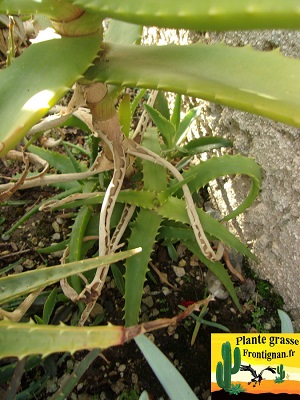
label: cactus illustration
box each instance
[216,341,241,392]
[274,364,286,383]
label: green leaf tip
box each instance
[0,30,101,157]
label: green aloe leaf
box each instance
[46,187,255,260]
[118,93,131,137]
[178,154,262,221]
[124,209,162,326]
[124,130,166,327]
[70,0,300,31]
[174,106,201,144]
[0,31,100,157]
[0,319,124,359]
[175,137,233,157]
[0,0,81,20]
[144,104,176,148]
[0,247,141,305]
[135,335,198,400]
[86,42,300,128]
[28,145,87,174]
[104,18,142,45]
[157,197,257,261]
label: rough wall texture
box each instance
[193,31,300,329]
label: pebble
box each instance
[146,333,155,343]
[144,284,151,294]
[151,308,159,317]
[52,232,61,241]
[23,259,34,269]
[52,221,60,233]
[178,259,186,267]
[132,373,138,384]
[190,255,199,266]
[111,380,125,394]
[162,287,171,296]
[263,322,272,330]
[211,315,217,323]
[205,270,229,299]
[31,237,38,245]
[46,380,58,393]
[13,264,23,273]
[172,266,185,278]
[142,296,154,308]
[110,279,116,289]
[176,243,186,257]
[118,364,126,372]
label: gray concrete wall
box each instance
[193,31,300,329]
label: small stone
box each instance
[172,266,185,278]
[10,242,18,251]
[176,243,186,257]
[111,380,125,394]
[142,296,154,308]
[110,279,116,289]
[132,373,138,384]
[205,270,229,299]
[52,233,61,241]
[211,315,217,323]
[23,259,34,269]
[13,264,23,273]
[76,382,84,391]
[52,221,60,233]
[178,259,186,267]
[263,322,272,330]
[118,364,126,372]
[146,333,155,343]
[38,241,45,248]
[31,237,38,245]
[162,287,171,296]
[174,333,179,339]
[46,380,58,393]
[143,284,151,294]
[190,255,199,266]
[202,388,211,400]
[151,308,159,317]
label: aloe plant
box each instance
[0,1,299,398]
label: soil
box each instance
[0,180,284,400]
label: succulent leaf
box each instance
[70,0,300,31]
[86,41,300,128]
[0,30,100,157]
